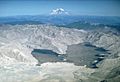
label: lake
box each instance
[31,42,109,68]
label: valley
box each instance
[0,24,120,82]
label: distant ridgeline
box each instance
[0,15,120,30]
[62,21,120,31]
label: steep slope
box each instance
[86,28,120,57]
[0,24,87,65]
[73,28,120,82]
[0,24,120,82]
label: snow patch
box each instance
[50,8,69,15]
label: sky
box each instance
[0,0,120,17]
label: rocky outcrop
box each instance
[0,24,87,65]
[0,24,120,82]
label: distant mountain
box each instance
[0,20,43,25]
[63,21,120,31]
[50,8,69,15]
[0,15,120,26]
[62,21,103,29]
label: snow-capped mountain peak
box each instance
[50,8,69,15]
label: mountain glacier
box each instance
[50,8,69,15]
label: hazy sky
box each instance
[0,0,120,17]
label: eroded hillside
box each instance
[0,24,120,82]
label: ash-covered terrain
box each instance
[0,15,120,82]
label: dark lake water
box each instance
[32,42,109,68]
[66,42,109,68]
[32,49,64,65]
